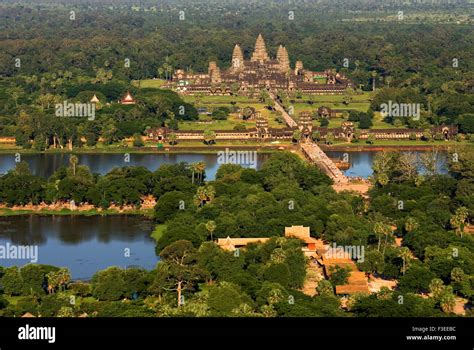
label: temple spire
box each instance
[231,44,244,71]
[251,33,269,62]
[277,45,290,72]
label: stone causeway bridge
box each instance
[269,91,349,184]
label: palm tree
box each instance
[205,220,216,241]
[46,271,60,294]
[195,162,206,183]
[57,268,71,292]
[69,155,79,176]
[439,290,456,313]
[203,130,216,145]
[312,130,321,142]
[404,217,419,233]
[292,130,302,143]
[429,278,445,299]
[189,162,198,184]
[385,76,393,88]
[168,133,177,146]
[371,70,377,91]
[194,185,215,207]
[450,267,465,284]
[429,279,455,313]
[374,222,391,254]
[450,206,469,238]
[157,67,164,79]
[46,268,70,294]
[398,247,411,275]
[162,62,171,81]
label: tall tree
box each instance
[158,240,207,306]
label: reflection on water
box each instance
[325,151,448,178]
[0,151,447,180]
[0,153,271,180]
[0,216,157,280]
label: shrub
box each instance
[132,133,145,147]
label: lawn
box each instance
[182,95,258,104]
[299,91,373,103]
[179,110,284,131]
[132,79,168,89]
[290,100,370,114]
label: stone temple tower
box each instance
[295,60,304,75]
[276,45,290,73]
[298,111,313,138]
[256,113,270,140]
[231,44,244,71]
[251,34,269,62]
[208,61,221,84]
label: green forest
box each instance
[0,149,473,317]
[0,0,473,149]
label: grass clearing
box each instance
[132,79,168,89]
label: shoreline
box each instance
[319,144,463,152]
[0,142,470,154]
[0,144,288,154]
[0,207,154,218]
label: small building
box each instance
[120,92,136,105]
[217,237,270,251]
[216,226,324,257]
[317,106,335,118]
[90,94,100,103]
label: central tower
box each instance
[251,34,269,62]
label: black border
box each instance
[0,317,473,348]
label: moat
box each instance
[0,151,448,179]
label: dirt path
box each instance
[301,260,325,296]
[332,182,370,196]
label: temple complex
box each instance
[215,225,370,295]
[216,226,325,257]
[146,119,458,143]
[171,34,353,95]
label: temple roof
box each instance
[251,33,270,62]
[121,92,136,104]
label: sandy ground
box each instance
[453,297,468,315]
[368,276,397,293]
[301,260,325,296]
[332,182,370,195]
[0,195,156,212]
